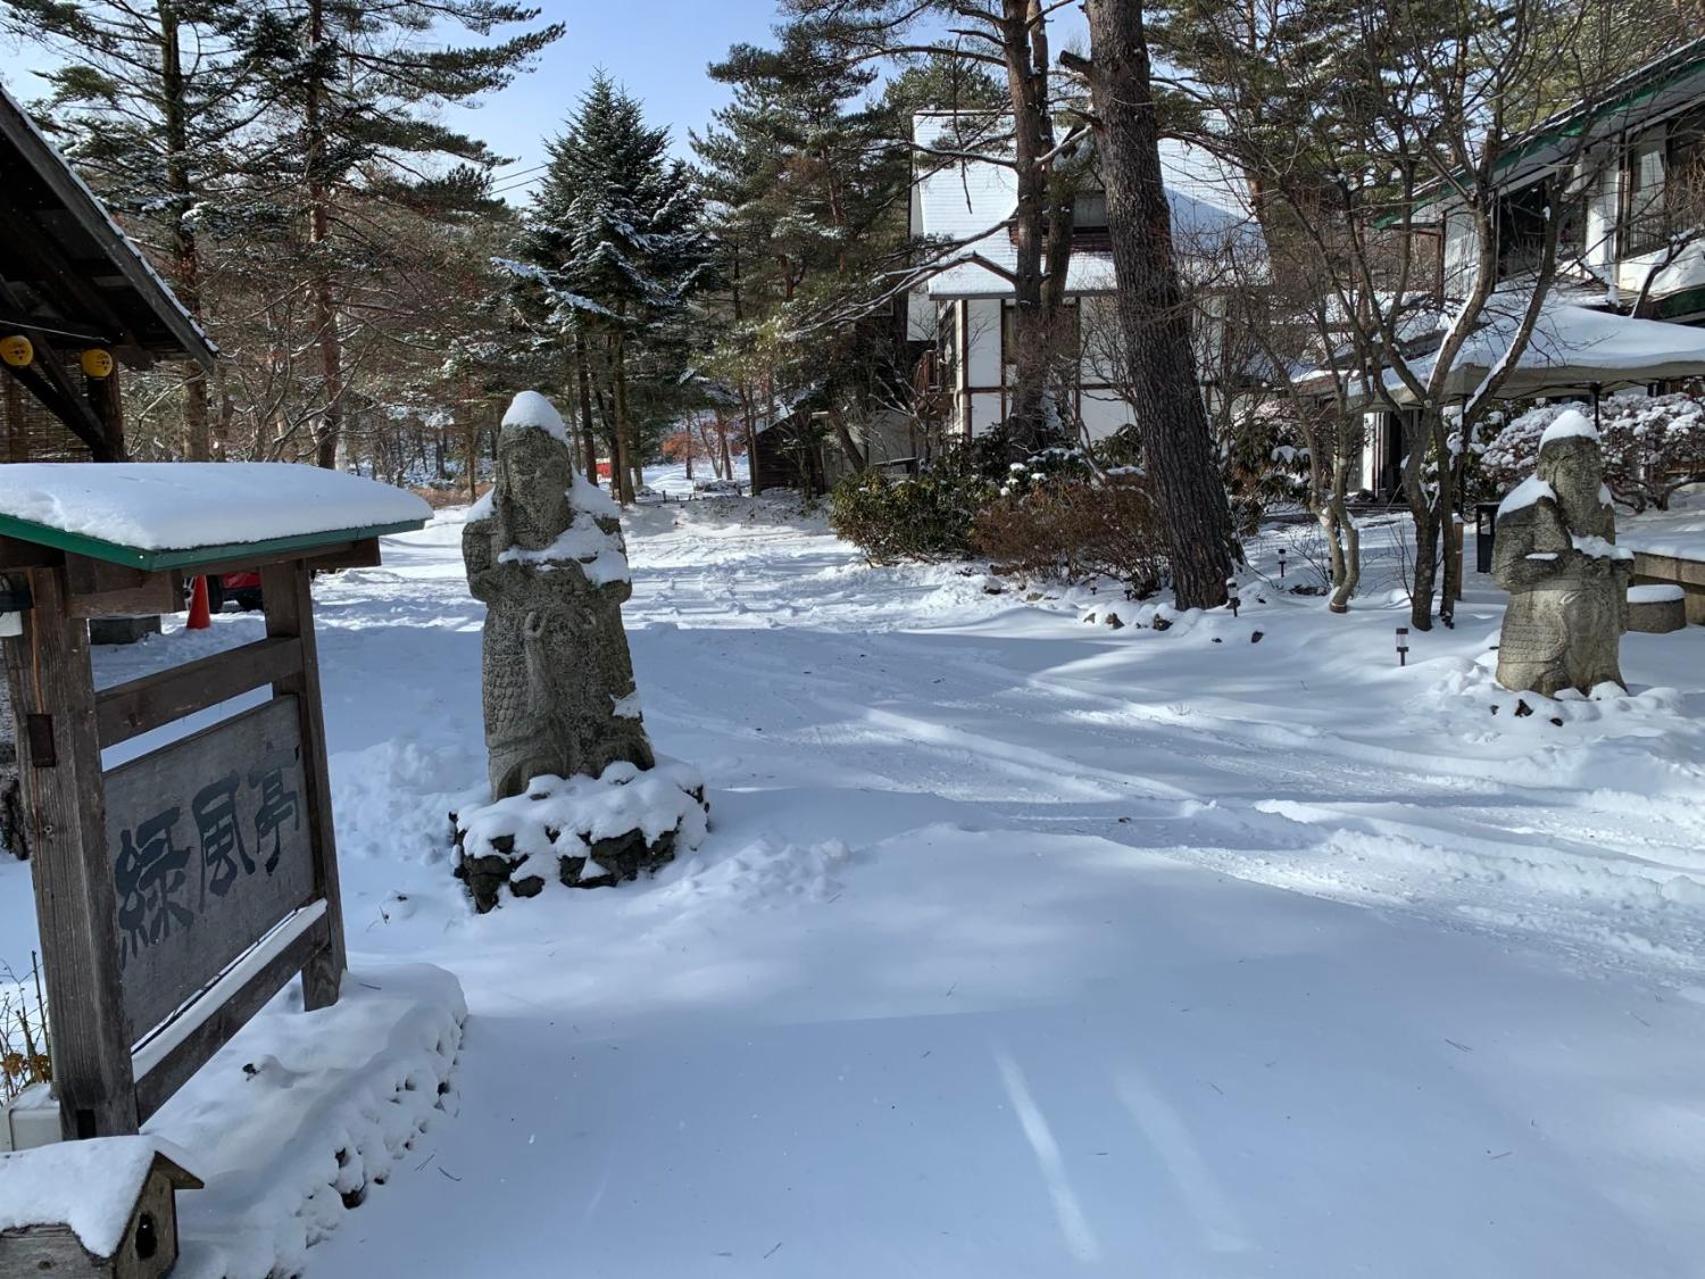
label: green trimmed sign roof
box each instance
[0,462,432,571]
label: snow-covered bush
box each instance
[828,466,996,563]
[1484,393,1705,511]
[972,473,1167,595]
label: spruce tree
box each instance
[517,74,711,504]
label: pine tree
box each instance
[694,21,926,485]
[1066,0,1236,611]
[241,0,562,467]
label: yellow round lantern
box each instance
[80,348,114,379]
[0,335,34,369]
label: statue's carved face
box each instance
[496,427,574,541]
[1536,435,1604,525]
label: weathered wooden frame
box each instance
[0,534,375,1138]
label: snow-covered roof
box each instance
[0,462,431,565]
[0,1136,201,1258]
[1388,299,1705,403]
[1306,294,1705,404]
[911,113,1260,298]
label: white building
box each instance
[907,113,1259,444]
[1438,38,1705,322]
[1355,39,1705,494]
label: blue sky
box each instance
[448,0,792,198]
[0,0,1092,204]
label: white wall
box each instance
[1583,150,1621,276]
[969,390,1003,435]
[1443,210,1477,298]
[965,298,1002,390]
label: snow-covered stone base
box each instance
[451,758,709,912]
[151,963,465,1279]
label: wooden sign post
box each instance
[0,485,423,1140]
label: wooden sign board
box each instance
[103,696,314,1045]
[0,542,378,1138]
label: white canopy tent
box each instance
[1375,301,1705,407]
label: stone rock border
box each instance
[451,758,710,912]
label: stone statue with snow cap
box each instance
[464,390,655,799]
[1491,409,1631,697]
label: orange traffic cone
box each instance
[187,575,212,630]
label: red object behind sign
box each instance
[187,575,212,629]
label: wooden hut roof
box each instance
[0,85,217,372]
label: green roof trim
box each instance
[1493,53,1705,175]
[0,515,426,572]
[1653,283,1705,322]
[1387,41,1705,227]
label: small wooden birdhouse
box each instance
[0,1136,202,1278]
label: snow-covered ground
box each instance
[4,493,1705,1277]
[642,455,750,497]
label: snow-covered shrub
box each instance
[828,466,996,563]
[1484,393,1705,511]
[972,472,1167,595]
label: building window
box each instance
[1625,127,1669,256]
[1622,109,1705,258]
[1072,190,1108,233]
[1495,180,1583,279]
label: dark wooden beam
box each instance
[0,89,215,368]
[64,554,176,619]
[2,564,138,1137]
[1,206,139,351]
[95,635,303,749]
[1,361,112,458]
[181,539,370,580]
[0,535,63,569]
[304,537,382,573]
[0,274,123,458]
[261,561,347,1010]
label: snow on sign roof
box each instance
[0,462,431,570]
[910,113,1261,297]
[0,1135,202,1258]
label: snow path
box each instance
[6,496,1705,1276]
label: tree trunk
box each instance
[1433,419,1461,627]
[1402,409,1442,631]
[740,383,763,495]
[998,0,1068,455]
[1079,0,1235,610]
[1326,417,1361,613]
[158,0,211,461]
[608,331,635,505]
[574,334,599,484]
[305,0,343,470]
